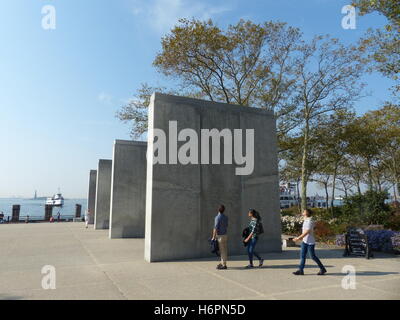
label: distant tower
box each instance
[34,190,37,200]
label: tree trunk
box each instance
[324,182,329,210]
[296,178,301,213]
[392,156,400,198]
[330,165,338,216]
[377,179,382,192]
[300,122,310,212]
[397,181,400,201]
[367,161,373,191]
[341,179,348,198]
[356,178,362,196]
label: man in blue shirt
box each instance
[212,204,228,270]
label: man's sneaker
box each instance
[293,270,304,275]
[317,268,327,275]
[217,264,227,270]
[245,264,254,269]
[259,259,264,268]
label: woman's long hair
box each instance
[249,209,261,221]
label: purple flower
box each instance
[336,230,400,252]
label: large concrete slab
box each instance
[86,170,97,224]
[0,223,399,300]
[109,140,147,239]
[145,93,282,262]
[94,159,112,230]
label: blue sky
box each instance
[0,0,394,198]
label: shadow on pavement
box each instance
[0,294,24,300]
[324,271,399,277]
[225,265,334,271]
[160,248,399,264]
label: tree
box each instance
[313,111,355,214]
[359,28,400,95]
[116,83,173,139]
[363,103,400,196]
[352,0,400,27]
[344,153,368,195]
[335,171,356,198]
[346,116,380,191]
[120,19,303,139]
[354,0,400,95]
[284,35,366,211]
[312,172,331,210]
[342,190,391,225]
[280,134,316,211]
[154,19,302,115]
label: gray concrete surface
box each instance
[145,93,281,262]
[0,222,399,300]
[109,140,147,239]
[86,170,97,224]
[94,159,112,230]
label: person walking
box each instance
[212,205,228,270]
[243,209,264,268]
[293,208,327,275]
[85,209,91,229]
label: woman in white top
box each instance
[293,209,327,275]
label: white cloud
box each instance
[98,92,113,105]
[131,0,232,33]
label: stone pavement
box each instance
[0,222,399,300]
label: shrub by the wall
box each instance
[365,230,399,252]
[314,221,335,240]
[391,233,400,252]
[335,230,400,253]
[281,215,303,235]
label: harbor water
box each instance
[0,198,87,221]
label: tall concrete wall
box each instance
[94,159,112,230]
[109,140,147,239]
[87,170,97,224]
[145,93,282,262]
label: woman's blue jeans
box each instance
[299,242,326,271]
[247,237,262,265]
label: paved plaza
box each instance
[0,222,399,300]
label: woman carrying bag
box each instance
[243,209,264,268]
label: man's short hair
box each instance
[218,205,225,213]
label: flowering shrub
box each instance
[336,230,400,252]
[390,233,400,252]
[365,230,399,252]
[336,234,346,246]
[281,215,340,237]
[281,215,303,235]
[328,218,339,225]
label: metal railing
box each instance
[0,214,82,223]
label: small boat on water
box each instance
[46,193,64,207]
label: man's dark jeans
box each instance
[299,242,326,271]
[247,237,262,265]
